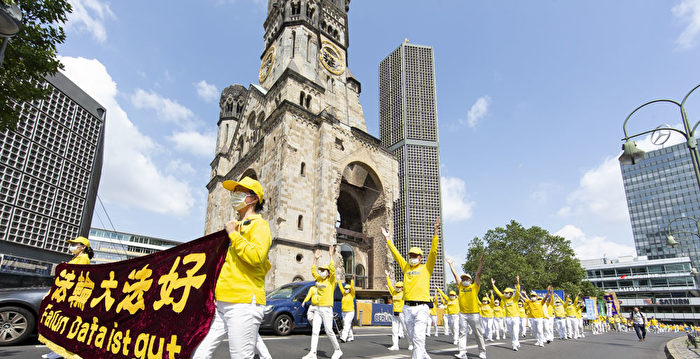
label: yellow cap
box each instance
[461,273,472,280]
[396,281,404,287]
[504,287,515,293]
[67,236,90,247]
[318,264,330,271]
[223,176,264,202]
[449,291,457,296]
[408,247,423,256]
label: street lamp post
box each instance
[619,84,700,190]
[0,1,23,68]
[665,216,700,248]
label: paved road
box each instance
[0,328,680,358]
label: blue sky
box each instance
[54,0,700,270]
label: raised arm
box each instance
[328,244,336,283]
[426,218,440,272]
[383,227,407,269]
[490,290,496,307]
[311,249,321,281]
[491,278,504,299]
[446,258,460,286]
[514,275,521,302]
[437,287,448,302]
[350,278,355,297]
[475,252,485,285]
[386,270,396,295]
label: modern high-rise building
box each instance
[88,228,179,264]
[379,42,445,290]
[621,142,700,270]
[0,71,105,275]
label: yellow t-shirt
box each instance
[68,253,90,265]
[387,277,404,313]
[312,259,336,307]
[480,303,494,318]
[518,305,527,318]
[553,300,566,318]
[525,299,546,319]
[494,284,521,317]
[492,297,505,318]
[215,214,272,305]
[438,288,460,315]
[457,282,480,314]
[386,235,438,302]
[303,286,320,306]
[340,280,355,312]
[430,296,438,315]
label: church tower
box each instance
[205,0,401,292]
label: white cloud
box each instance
[131,89,195,127]
[195,80,219,103]
[555,225,636,260]
[168,130,217,157]
[441,176,475,222]
[465,96,491,128]
[673,0,700,49]
[66,0,115,43]
[166,160,196,176]
[59,56,195,216]
[530,183,561,203]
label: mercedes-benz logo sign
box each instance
[651,125,671,146]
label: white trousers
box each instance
[531,318,545,345]
[493,318,504,339]
[391,313,406,347]
[482,317,494,340]
[505,317,520,349]
[341,311,355,341]
[578,318,584,337]
[566,317,580,338]
[309,306,340,354]
[448,314,459,342]
[192,300,264,359]
[443,313,450,335]
[545,317,554,341]
[521,317,528,336]
[404,304,431,359]
[255,334,271,359]
[307,305,317,324]
[555,318,567,339]
[458,313,486,357]
[426,315,438,336]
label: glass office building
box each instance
[621,142,700,270]
[582,256,700,323]
[88,228,180,264]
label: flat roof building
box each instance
[88,228,179,264]
[0,72,105,275]
[582,255,700,323]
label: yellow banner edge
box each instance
[38,334,84,359]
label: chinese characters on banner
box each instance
[38,230,231,359]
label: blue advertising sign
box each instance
[532,289,564,300]
[371,303,393,326]
[584,298,597,320]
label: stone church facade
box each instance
[204,0,400,292]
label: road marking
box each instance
[369,355,409,359]
[428,338,538,353]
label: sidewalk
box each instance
[666,335,700,359]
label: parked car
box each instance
[261,281,348,336]
[0,287,50,346]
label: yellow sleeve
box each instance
[574,295,579,304]
[514,284,521,302]
[493,285,504,299]
[338,281,344,293]
[312,264,320,281]
[490,292,495,306]
[350,279,355,297]
[386,276,396,295]
[438,288,448,302]
[69,254,90,265]
[329,259,336,284]
[229,220,271,266]
[387,239,407,269]
[303,288,314,304]
[426,234,439,273]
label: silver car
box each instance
[0,287,50,346]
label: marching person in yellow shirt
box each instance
[427,293,439,337]
[544,295,555,343]
[576,299,585,338]
[564,293,580,339]
[302,285,320,325]
[193,177,272,359]
[383,218,440,359]
[491,291,505,340]
[480,296,495,341]
[518,301,527,338]
[339,277,356,343]
[492,276,521,351]
[303,246,343,359]
[447,253,486,359]
[550,291,568,340]
[521,287,551,347]
[386,273,408,351]
[437,287,460,345]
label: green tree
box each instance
[0,0,72,131]
[461,220,603,300]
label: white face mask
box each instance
[531,296,537,301]
[345,289,350,294]
[231,191,250,211]
[396,287,403,292]
[409,257,420,266]
[506,292,513,298]
[449,295,456,300]
[68,244,80,254]
[319,271,328,279]
[482,301,488,305]
[463,280,472,286]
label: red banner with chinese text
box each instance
[38,230,230,359]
